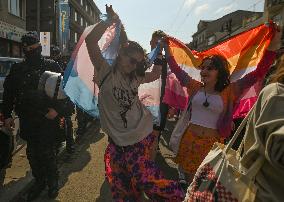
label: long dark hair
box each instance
[203,55,230,92]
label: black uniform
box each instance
[2,57,63,194]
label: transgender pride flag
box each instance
[164,23,275,118]
[63,21,121,117]
[63,20,161,123]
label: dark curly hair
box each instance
[152,30,166,39]
[202,55,230,92]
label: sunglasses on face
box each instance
[199,65,217,71]
[128,56,139,65]
[126,54,145,66]
[23,43,40,52]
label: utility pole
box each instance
[37,0,40,34]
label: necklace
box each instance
[203,88,210,108]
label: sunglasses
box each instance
[129,56,139,65]
[126,54,145,66]
[23,43,40,52]
[199,65,217,71]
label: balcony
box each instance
[267,0,284,7]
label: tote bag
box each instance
[184,107,264,202]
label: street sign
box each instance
[40,32,50,57]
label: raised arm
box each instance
[141,65,162,84]
[163,39,196,88]
[85,5,122,73]
[232,50,276,97]
[232,25,281,97]
[140,55,164,84]
[85,22,109,72]
[166,55,191,87]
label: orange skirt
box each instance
[174,127,223,175]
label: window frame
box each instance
[75,32,78,43]
[74,11,78,21]
[8,0,23,18]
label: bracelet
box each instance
[153,124,161,131]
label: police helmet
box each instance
[21,31,40,47]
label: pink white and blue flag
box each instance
[63,20,161,124]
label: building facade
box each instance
[264,0,284,47]
[25,0,101,56]
[189,10,263,51]
[0,0,26,57]
[66,0,100,54]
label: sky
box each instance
[95,0,265,52]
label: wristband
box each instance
[153,124,161,131]
[154,57,163,66]
[100,14,119,26]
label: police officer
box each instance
[2,32,63,200]
[51,46,75,153]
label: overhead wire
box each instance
[168,0,187,31]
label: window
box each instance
[80,0,83,6]
[75,32,78,42]
[272,14,282,26]
[90,9,92,17]
[8,0,23,17]
[85,21,88,27]
[81,17,83,26]
[208,35,216,45]
[75,11,77,21]
[85,4,88,12]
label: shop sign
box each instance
[40,32,50,57]
[0,20,26,42]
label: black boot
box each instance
[26,180,46,201]
[48,180,59,199]
[66,144,75,154]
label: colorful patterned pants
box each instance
[105,133,185,202]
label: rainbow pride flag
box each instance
[163,23,275,119]
[63,20,161,123]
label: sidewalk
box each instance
[0,144,31,202]
[0,116,95,202]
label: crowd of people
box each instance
[1,4,284,202]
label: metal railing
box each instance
[267,0,284,7]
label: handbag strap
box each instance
[225,105,265,180]
[241,156,265,180]
[225,105,255,154]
